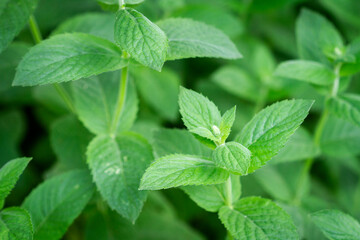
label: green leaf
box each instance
[327,94,360,128]
[13,33,128,86]
[212,142,251,175]
[0,157,31,209]
[252,43,276,82]
[272,127,320,164]
[235,99,313,173]
[52,13,115,42]
[219,106,236,143]
[173,5,243,38]
[132,67,180,121]
[296,9,343,65]
[0,220,8,240]
[0,207,33,240]
[140,154,229,190]
[72,70,138,136]
[87,133,153,222]
[22,170,94,240]
[114,8,167,71]
[274,60,335,86]
[253,164,294,202]
[152,129,212,158]
[311,209,360,240]
[179,87,222,142]
[0,111,25,166]
[32,83,70,114]
[131,120,160,143]
[182,175,241,212]
[279,203,327,240]
[0,0,38,53]
[219,197,298,240]
[211,66,259,102]
[321,116,360,158]
[157,18,241,60]
[0,208,32,239]
[0,43,30,92]
[50,116,93,169]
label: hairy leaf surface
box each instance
[213,142,251,175]
[157,18,241,60]
[236,99,313,172]
[0,0,38,53]
[14,33,128,86]
[22,170,94,240]
[87,133,153,222]
[0,207,33,240]
[219,106,236,142]
[179,87,222,142]
[219,197,298,240]
[114,8,167,71]
[275,60,335,86]
[0,158,31,209]
[140,155,229,190]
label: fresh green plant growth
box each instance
[1,0,360,239]
[140,87,312,239]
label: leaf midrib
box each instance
[230,207,269,240]
[33,181,88,235]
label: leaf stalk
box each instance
[110,53,129,137]
[28,15,76,114]
[225,176,233,209]
[293,61,342,205]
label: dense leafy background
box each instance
[1,0,360,239]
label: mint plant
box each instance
[140,87,313,239]
[1,0,360,239]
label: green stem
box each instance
[331,63,342,97]
[224,176,235,239]
[225,176,233,209]
[110,65,129,136]
[53,83,76,113]
[292,62,342,205]
[29,15,42,44]
[118,0,125,9]
[28,15,76,113]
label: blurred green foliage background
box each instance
[1,0,360,239]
